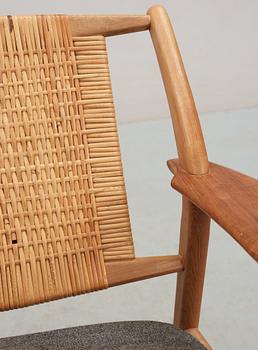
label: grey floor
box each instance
[0,108,257,349]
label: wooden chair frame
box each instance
[68,6,257,349]
[1,5,257,350]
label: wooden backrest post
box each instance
[147,5,208,175]
[173,197,210,330]
[148,5,211,330]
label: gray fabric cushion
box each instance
[0,321,207,350]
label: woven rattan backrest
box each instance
[0,15,134,310]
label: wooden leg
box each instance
[174,196,211,329]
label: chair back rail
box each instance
[69,15,150,37]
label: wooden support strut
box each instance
[173,198,210,329]
[106,255,183,287]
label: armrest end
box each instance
[168,159,258,262]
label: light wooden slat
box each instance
[69,15,150,37]
[186,328,213,350]
[106,255,183,286]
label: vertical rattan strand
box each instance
[66,20,107,290]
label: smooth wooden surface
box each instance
[174,197,211,329]
[106,255,183,287]
[69,15,150,37]
[168,159,258,262]
[147,5,208,175]
[186,328,213,350]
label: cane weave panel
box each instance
[0,15,134,310]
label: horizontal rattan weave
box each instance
[0,15,134,310]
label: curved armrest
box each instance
[168,159,258,262]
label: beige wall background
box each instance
[1,0,258,122]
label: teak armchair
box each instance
[0,5,257,350]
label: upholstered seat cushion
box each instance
[0,321,207,350]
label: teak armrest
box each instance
[167,159,258,262]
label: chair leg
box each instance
[174,196,210,329]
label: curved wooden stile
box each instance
[147,6,208,175]
[147,6,211,336]
[69,15,150,37]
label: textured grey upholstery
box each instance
[0,321,207,350]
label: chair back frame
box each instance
[70,7,212,347]
[0,6,212,349]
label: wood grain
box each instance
[69,15,150,37]
[168,159,258,262]
[147,5,208,175]
[174,198,210,329]
[106,255,183,286]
